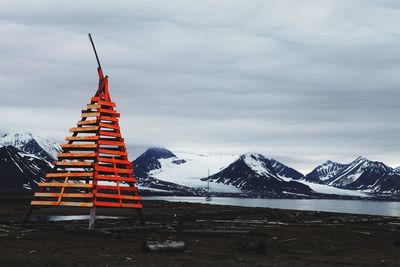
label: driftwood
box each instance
[142,241,186,253]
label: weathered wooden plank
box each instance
[99,131,121,137]
[38,182,93,188]
[65,136,99,141]
[98,149,127,156]
[69,126,99,132]
[31,200,58,206]
[55,161,93,167]
[81,112,100,118]
[99,116,118,122]
[95,193,142,200]
[58,153,97,159]
[98,140,125,146]
[91,97,116,107]
[46,172,93,178]
[96,185,138,191]
[77,120,97,126]
[58,201,93,207]
[99,123,120,130]
[96,166,131,174]
[34,192,93,198]
[97,157,131,165]
[96,175,135,182]
[87,104,101,109]
[99,108,118,115]
[61,144,97,150]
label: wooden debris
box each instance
[142,241,186,253]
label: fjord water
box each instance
[145,196,400,217]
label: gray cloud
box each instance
[1,0,400,173]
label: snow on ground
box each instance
[301,180,369,197]
[149,151,241,193]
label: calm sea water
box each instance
[144,196,400,217]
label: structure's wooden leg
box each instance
[89,206,96,229]
[137,209,145,226]
[21,206,36,226]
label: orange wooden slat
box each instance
[58,153,97,159]
[81,112,100,118]
[31,200,58,206]
[58,201,93,207]
[121,203,143,208]
[77,120,97,126]
[34,192,93,198]
[46,172,93,178]
[99,116,118,122]
[69,126,99,132]
[96,175,135,182]
[98,149,127,156]
[96,185,138,191]
[96,165,132,174]
[38,182,93,188]
[61,144,97,150]
[87,104,100,109]
[99,131,121,137]
[65,136,99,141]
[99,108,118,115]
[95,193,142,200]
[55,161,93,167]
[97,157,131,165]
[98,140,125,146]
[99,123,120,130]
[91,98,116,107]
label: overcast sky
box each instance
[1,0,400,173]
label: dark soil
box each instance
[1,198,400,266]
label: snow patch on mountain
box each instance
[0,132,61,161]
[147,151,241,193]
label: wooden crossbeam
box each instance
[98,140,125,146]
[99,131,121,137]
[91,97,116,106]
[95,193,142,200]
[65,136,99,141]
[98,149,127,156]
[34,192,93,198]
[87,104,100,109]
[99,108,120,117]
[96,175,135,182]
[99,123,120,130]
[97,157,131,165]
[99,116,118,122]
[55,161,94,167]
[77,120,97,126]
[94,201,142,208]
[96,185,138,191]
[61,144,97,150]
[96,165,132,174]
[58,153,97,159]
[38,182,93,188]
[31,201,93,207]
[81,112,100,118]
[46,172,93,178]
[69,126,99,132]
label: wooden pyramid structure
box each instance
[26,34,143,228]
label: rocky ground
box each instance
[0,198,400,266]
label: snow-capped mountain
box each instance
[270,159,304,180]
[305,160,347,183]
[0,133,61,162]
[305,156,400,193]
[133,147,240,193]
[202,153,313,196]
[0,146,52,194]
